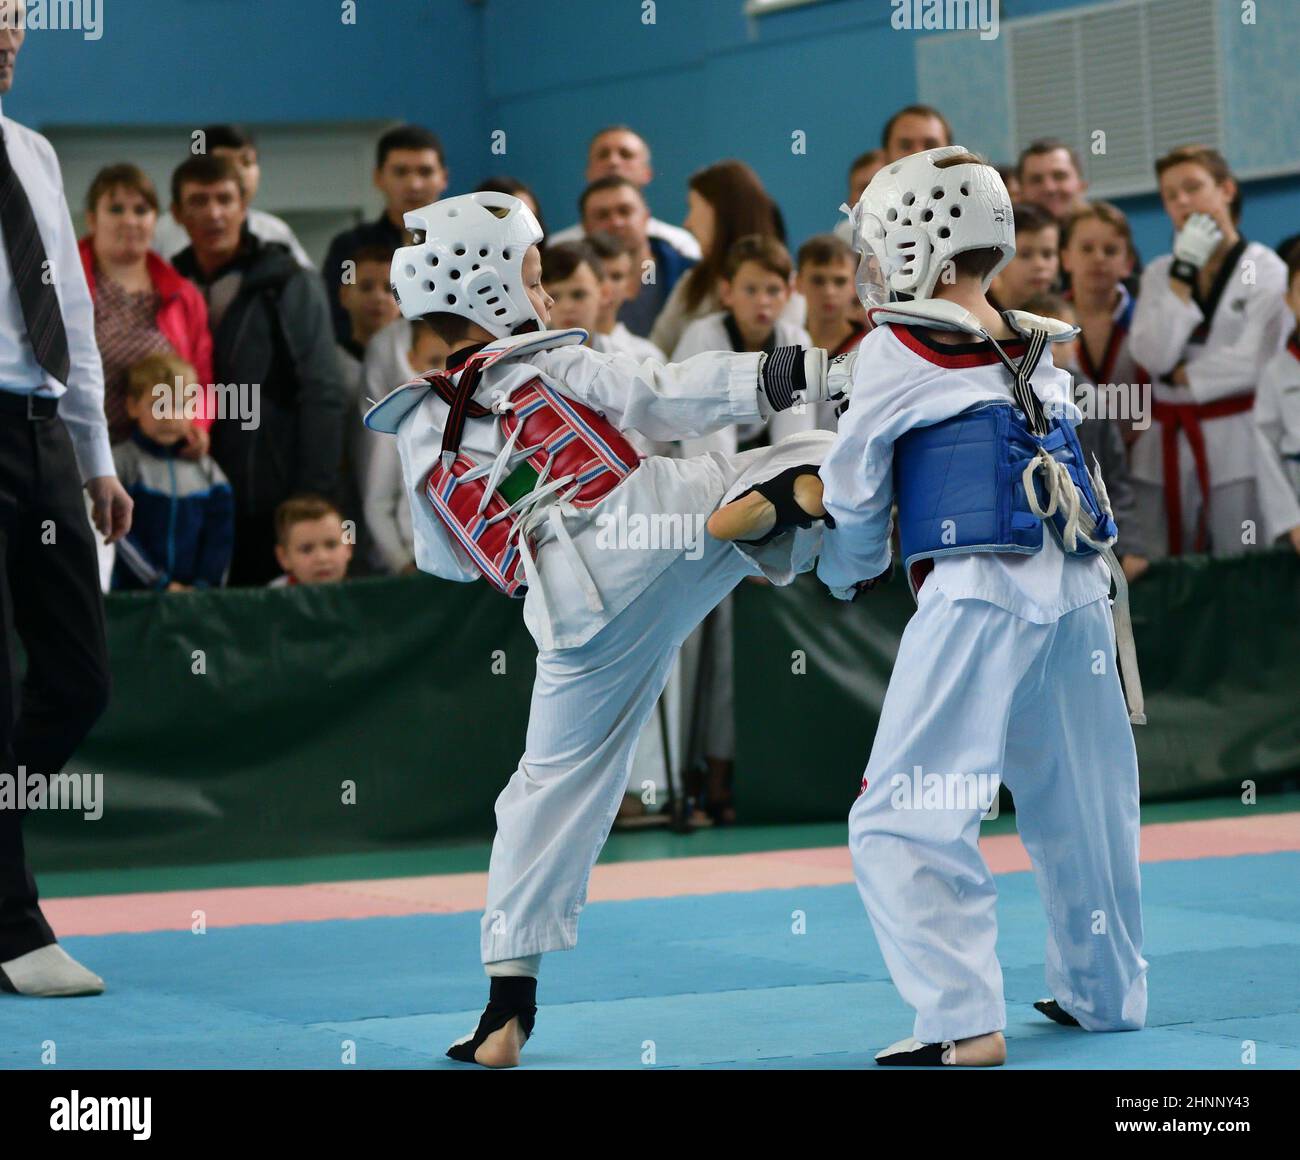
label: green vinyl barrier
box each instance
[23,551,1300,870]
[732,550,1300,824]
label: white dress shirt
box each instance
[153,206,314,269]
[0,96,113,481]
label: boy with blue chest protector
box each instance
[714,147,1148,1066]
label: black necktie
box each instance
[0,127,71,385]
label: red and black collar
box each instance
[891,323,1028,368]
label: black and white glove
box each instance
[761,346,852,415]
[1170,212,1222,285]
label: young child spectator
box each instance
[153,125,314,268]
[334,244,400,574]
[796,234,867,360]
[270,495,354,587]
[1128,145,1289,560]
[1023,291,1142,575]
[541,242,605,339]
[360,319,448,574]
[111,354,234,592]
[586,232,665,359]
[1060,202,1144,446]
[650,160,800,356]
[337,245,400,402]
[1252,249,1300,554]
[990,203,1060,311]
[673,234,810,361]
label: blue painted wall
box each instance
[9,0,1298,267]
[7,0,491,192]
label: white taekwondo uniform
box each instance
[817,319,1148,1045]
[1252,331,1300,545]
[367,328,831,963]
[1127,242,1288,558]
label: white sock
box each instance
[485,954,541,979]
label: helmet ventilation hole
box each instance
[446,293,457,305]
[502,248,512,260]
[886,208,898,222]
[921,209,933,222]
[450,269,461,280]
[960,184,970,196]
[902,192,915,206]
[479,247,490,257]
[405,265,417,278]
[938,227,951,239]
[950,206,962,218]
[932,188,945,199]
[422,280,434,291]
[453,245,466,256]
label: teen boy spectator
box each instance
[323,125,448,342]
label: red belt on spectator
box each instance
[1153,392,1254,555]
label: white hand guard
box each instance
[1173,213,1223,270]
[827,348,858,403]
[800,347,856,406]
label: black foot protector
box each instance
[446,976,537,1064]
[737,464,833,546]
[875,1038,951,1066]
[1033,999,1081,1027]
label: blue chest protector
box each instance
[893,402,1118,594]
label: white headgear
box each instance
[842,146,1015,309]
[390,192,544,338]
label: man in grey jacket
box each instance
[172,155,347,585]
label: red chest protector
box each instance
[422,343,641,597]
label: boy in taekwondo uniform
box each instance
[713,148,1149,1067]
[364,192,847,1067]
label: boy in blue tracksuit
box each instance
[111,354,234,591]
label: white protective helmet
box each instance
[843,145,1015,309]
[390,192,544,338]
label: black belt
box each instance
[0,390,59,419]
